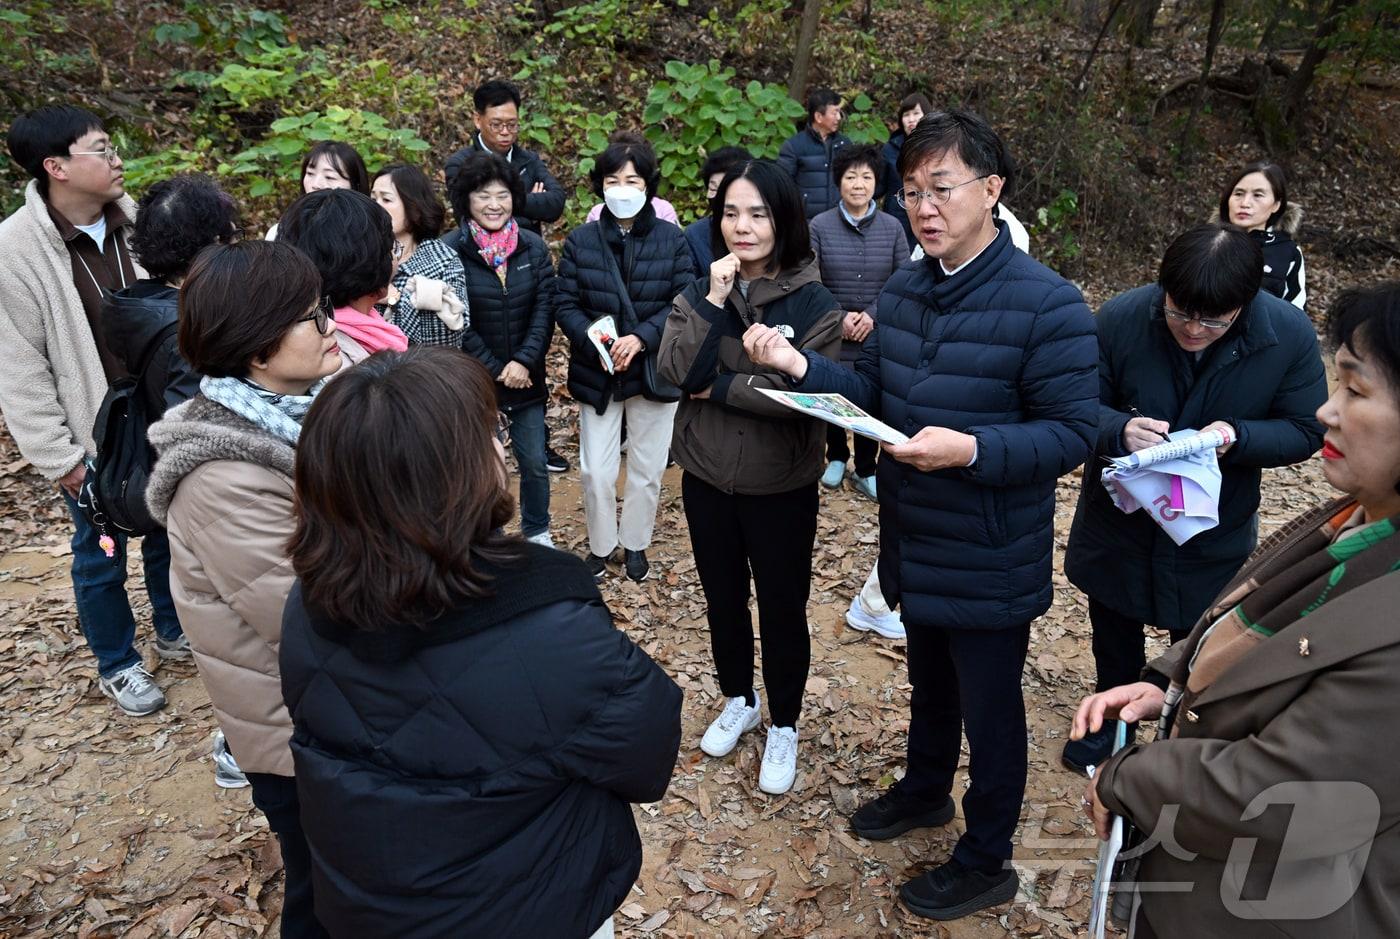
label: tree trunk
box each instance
[1283,0,1360,125]
[788,0,824,102]
[1257,0,1289,52]
[1076,0,1129,92]
[1119,0,1161,46]
[1177,0,1226,162]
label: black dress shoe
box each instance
[850,788,955,841]
[585,552,610,581]
[624,549,649,582]
[546,447,570,473]
[900,859,1018,921]
[1060,724,1124,776]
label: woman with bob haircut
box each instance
[1061,223,1326,773]
[279,346,682,939]
[277,188,407,365]
[1072,281,1400,939]
[555,138,694,584]
[264,140,370,239]
[1216,160,1306,309]
[658,158,842,795]
[370,163,468,347]
[444,151,558,546]
[145,240,341,939]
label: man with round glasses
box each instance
[744,108,1098,921]
[1062,222,1327,772]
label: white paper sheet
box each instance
[755,389,910,444]
[1101,428,1226,545]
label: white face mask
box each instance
[603,186,647,220]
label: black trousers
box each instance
[825,425,878,478]
[1089,597,1191,694]
[900,620,1032,873]
[682,471,818,728]
[246,772,329,939]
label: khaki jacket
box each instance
[146,396,298,776]
[1097,502,1400,937]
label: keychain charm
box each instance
[99,534,116,558]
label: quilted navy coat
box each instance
[280,545,683,939]
[776,127,852,220]
[554,205,695,414]
[1065,284,1326,631]
[794,223,1099,629]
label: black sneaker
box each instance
[900,859,1018,921]
[1060,724,1123,776]
[850,787,955,841]
[585,552,610,581]
[546,447,570,473]
[624,549,649,582]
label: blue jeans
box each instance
[63,492,183,677]
[508,404,550,537]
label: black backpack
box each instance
[77,322,178,538]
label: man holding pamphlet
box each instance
[1061,223,1326,773]
[744,109,1097,921]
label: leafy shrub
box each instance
[1031,188,1081,265]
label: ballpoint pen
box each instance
[1129,407,1172,442]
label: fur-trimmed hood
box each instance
[1208,202,1303,238]
[145,394,296,524]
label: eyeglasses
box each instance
[896,175,990,209]
[486,120,519,134]
[493,411,511,447]
[69,145,121,166]
[1164,306,1237,331]
[298,296,335,335]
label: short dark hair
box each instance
[709,159,809,273]
[590,140,659,200]
[290,346,524,630]
[805,87,841,122]
[374,163,446,243]
[276,189,394,307]
[1218,160,1289,230]
[897,93,934,123]
[6,105,104,196]
[831,144,883,186]
[1158,223,1263,319]
[474,79,521,113]
[701,146,752,184]
[129,174,240,282]
[446,151,525,227]
[897,108,1008,194]
[300,140,370,195]
[178,241,321,378]
[1327,282,1400,396]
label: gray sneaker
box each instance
[212,731,249,789]
[97,663,167,716]
[154,633,193,661]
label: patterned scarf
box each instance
[469,218,518,287]
[200,375,324,445]
[1166,498,1400,736]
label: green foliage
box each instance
[152,2,289,57]
[543,0,665,47]
[1031,189,1081,264]
[842,93,890,146]
[642,60,807,221]
[700,0,790,56]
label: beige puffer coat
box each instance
[146,395,298,776]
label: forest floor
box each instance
[0,335,1339,938]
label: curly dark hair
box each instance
[276,189,394,308]
[446,151,525,228]
[129,174,240,282]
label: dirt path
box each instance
[0,413,1334,938]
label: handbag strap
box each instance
[593,223,641,334]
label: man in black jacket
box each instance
[443,80,566,237]
[777,88,851,220]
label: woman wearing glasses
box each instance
[146,241,342,938]
[1061,223,1327,773]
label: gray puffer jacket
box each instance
[809,205,909,366]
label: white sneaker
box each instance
[212,731,250,789]
[758,726,798,794]
[700,694,761,757]
[525,530,556,548]
[845,594,906,639]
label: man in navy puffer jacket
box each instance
[777,88,851,221]
[746,109,1097,922]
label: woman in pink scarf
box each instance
[276,189,408,366]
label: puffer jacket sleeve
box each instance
[512,236,556,369]
[963,283,1098,487]
[546,603,683,803]
[794,322,884,413]
[1223,314,1326,468]
[776,135,799,179]
[1093,307,1131,458]
[520,153,566,226]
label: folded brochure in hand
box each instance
[587,315,617,375]
[756,389,909,445]
[1100,427,1230,546]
